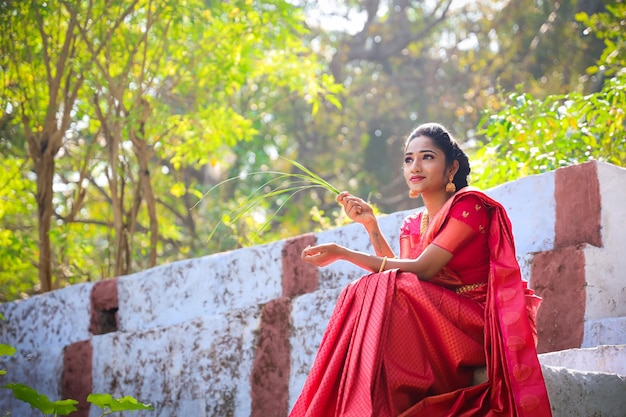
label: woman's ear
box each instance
[448,160,460,177]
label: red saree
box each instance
[289,188,552,417]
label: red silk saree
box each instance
[289,188,552,417]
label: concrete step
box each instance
[543,363,626,417]
[539,344,626,417]
[539,344,626,374]
[470,345,625,416]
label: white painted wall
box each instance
[0,162,624,417]
[118,242,284,333]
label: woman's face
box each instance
[403,135,451,197]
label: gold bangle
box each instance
[378,256,388,273]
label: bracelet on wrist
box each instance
[378,256,388,273]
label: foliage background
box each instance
[0,0,624,301]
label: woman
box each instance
[289,123,552,417]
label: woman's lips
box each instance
[410,175,425,182]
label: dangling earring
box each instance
[446,175,456,193]
[409,190,420,199]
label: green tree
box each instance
[0,0,338,301]
[0,1,91,293]
[472,2,625,189]
[268,0,608,216]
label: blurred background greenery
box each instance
[1,0,623,301]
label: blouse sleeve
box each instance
[400,211,421,237]
[432,195,489,254]
[399,211,423,259]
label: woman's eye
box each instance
[404,157,413,164]
[423,154,434,160]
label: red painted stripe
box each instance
[554,161,602,249]
[532,247,586,353]
[89,277,119,335]
[281,234,318,298]
[250,297,292,417]
[62,340,93,417]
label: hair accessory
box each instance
[409,190,420,199]
[446,175,456,193]
[379,256,388,273]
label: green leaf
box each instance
[3,383,78,415]
[169,182,186,198]
[326,94,343,109]
[87,393,154,412]
[280,156,340,194]
[0,344,17,357]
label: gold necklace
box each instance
[420,210,429,235]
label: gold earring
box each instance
[409,190,420,199]
[446,175,456,193]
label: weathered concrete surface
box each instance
[585,163,626,322]
[1,161,625,417]
[62,340,93,417]
[0,282,93,351]
[539,344,626,375]
[584,317,626,348]
[116,242,283,333]
[488,170,557,256]
[0,282,93,416]
[250,298,292,417]
[540,345,626,417]
[532,246,587,353]
[543,365,626,417]
[281,234,318,298]
[554,162,602,249]
[90,306,260,417]
[288,287,342,409]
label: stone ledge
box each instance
[539,344,626,375]
[583,317,626,348]
[543,364,626,417]
[471,345,626,417]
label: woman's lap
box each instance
[289,270,487,417]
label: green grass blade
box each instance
[279,156,340,194]
[251,185,319,242]
[202,156,340,246]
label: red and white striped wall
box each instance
[0,161,624,417]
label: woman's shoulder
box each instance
[452,187,503,210]
[400,210,424,234]
[402,210,422,221]
[448,189,491,224]
[451,190,487,209]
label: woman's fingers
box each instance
[347,201,362,215]
[339,195,362,215]
[301,245,316,258]
[337,193,374,219]
[336,191,350,203]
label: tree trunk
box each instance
[36,146,55,292]
[131,101,158,269]
[27,127,63,293]
[135,144,158,268]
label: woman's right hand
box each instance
[301,243,345,267]
[337,192,377,227]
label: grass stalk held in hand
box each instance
[195,156,340,245]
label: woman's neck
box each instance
[422,191,453,217]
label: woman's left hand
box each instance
[301,243,345,267]
[337,192,377,227]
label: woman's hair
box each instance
[404,122,471,190]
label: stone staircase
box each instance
[0,161,625,417]
[540,344,626,417]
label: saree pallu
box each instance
[288,189,552,417]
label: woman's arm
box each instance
[301,242,453,281]
[337,192,395,258]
